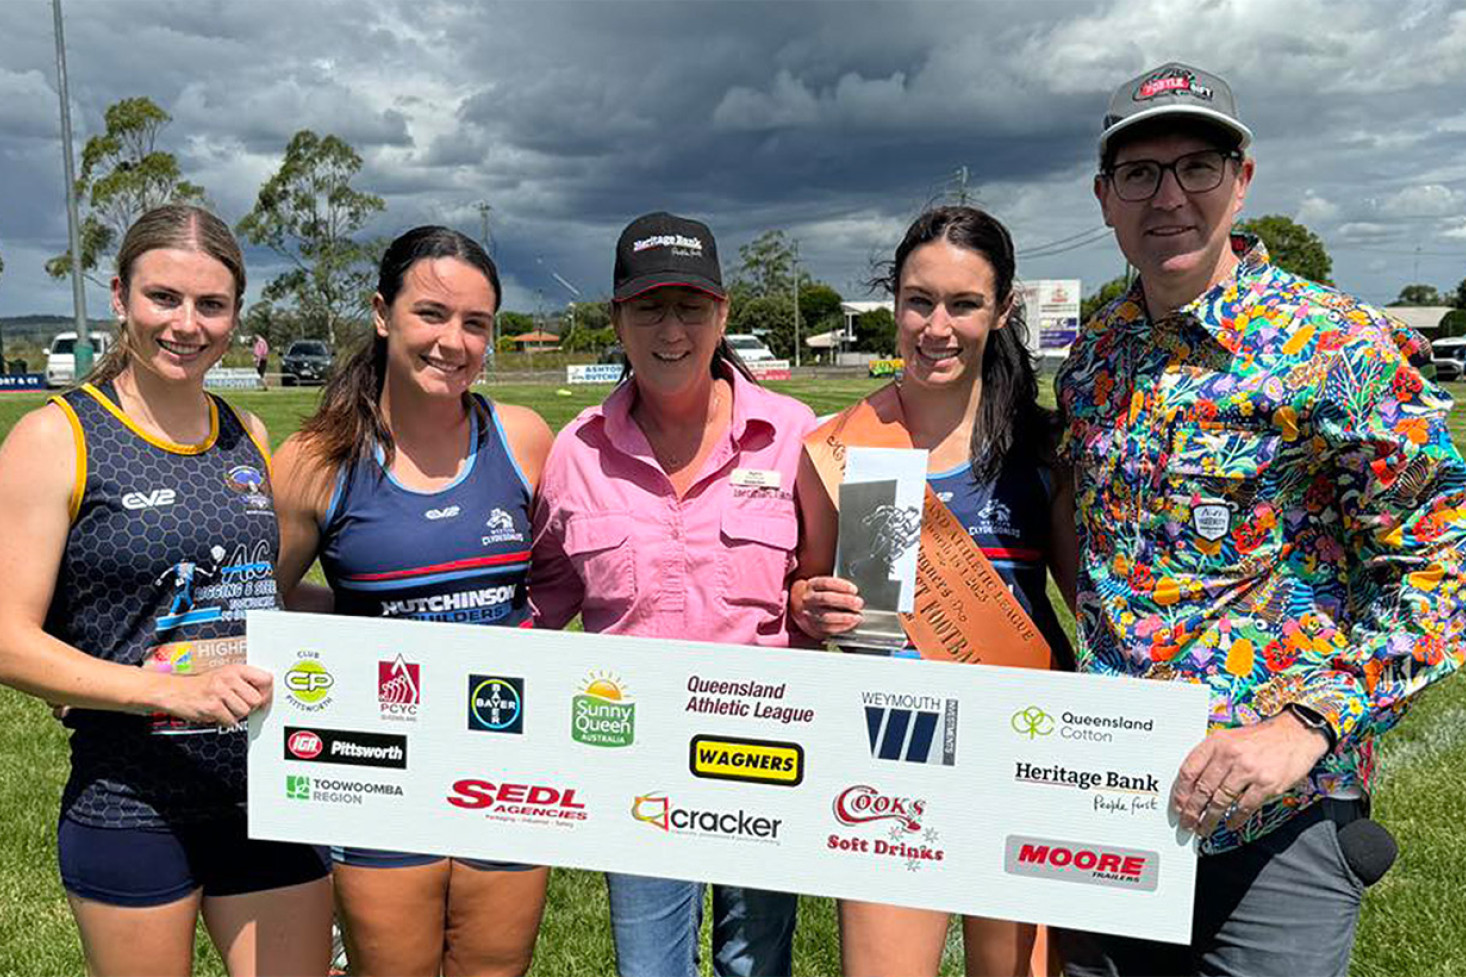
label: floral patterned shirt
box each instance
[1056,237,1466,854]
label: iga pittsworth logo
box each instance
[1004,835,1160,892]
[467,675,524,733]
[631,792,782,843]
[284,652,334,711]
[572,672,634,747]
[283,727,407,769]
[689,734,803,787]
[447,780,588,824]
[378,655,420,721]
[862,691,957,766]
[829,785,944,871]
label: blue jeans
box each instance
[605,873,797,977]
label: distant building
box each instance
[1385,306,1454,337]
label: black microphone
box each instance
[1336,818,1397,887]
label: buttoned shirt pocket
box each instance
[1162,424,1284,576]
[718,504,798,613]
[564,513,637,614]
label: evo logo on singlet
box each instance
[381,585,517,625]
[122,487,177,510]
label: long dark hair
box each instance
[91,204,246,386]
[872,205,1057,484]
[297,226,500,470]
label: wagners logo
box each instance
[1004,835,1160,892]
[689,734,803,787]
[283,727,407,769]
[572,672,634,747]
[631,792,782,841]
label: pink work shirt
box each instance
[530,368,817,646]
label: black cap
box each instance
[613,211,725,302]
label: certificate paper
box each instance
[248,611,1208,943]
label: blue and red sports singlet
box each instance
[319,395,531,628]
[927,455,1073,662]
[46,381,280,829]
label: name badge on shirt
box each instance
[1191,502,1232,541]
[731,468,781,490]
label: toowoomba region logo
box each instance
[572,672,634,747]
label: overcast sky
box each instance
[2,0,1465,321]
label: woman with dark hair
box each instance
[272,225,553,976]
[0,204,332,976]
[792,205,1076,977]
[530,212,816,977]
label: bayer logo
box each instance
[467,675,525,734]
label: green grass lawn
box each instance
[1,376,1463,976]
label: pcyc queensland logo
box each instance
[467,675,524,733]
[284,652,334,711]
[1011,705,1054,739]
[379,655,420,722]
[572,671,634,747]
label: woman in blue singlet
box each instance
[0,205,332,976]
[272,226,554,977]
[791,206,1077,977]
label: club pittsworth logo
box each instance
[689,734,803,787]
[378,655,420,721]
[829,785,944,871]
[447,780,588,824]
[631,792,782,843]
[1004,835,1160,891]
[467,675,524,733]
[284,774,403,806]
[861,691,957,766]
[284,652,334,711]
[283,726,407,769]
[572,672,634,747]
[482,507,524,545]
[1011,706,1054,739]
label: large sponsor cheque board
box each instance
[248,611,1208,943]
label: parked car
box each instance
[724,334,776,363]
[597,343,625,365]
[1431,337,1466,382]
[281,339,333,386]
[45,331,112,388]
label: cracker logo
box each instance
[689,735,803,787]
[1004,835,1160,891]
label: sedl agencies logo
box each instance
[447,780,588,825]
[572,672,634,747]
[284,651,334,711]
[467,675,524,733]
[378,655,420,722]
[861,691,957,766]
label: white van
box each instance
[724,334,776,363]
[45,331,112,388]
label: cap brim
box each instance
[614,273,726,302]
[1099,104,1253,157]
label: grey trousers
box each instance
[1059,799,1366,977]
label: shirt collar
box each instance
[1107,234,1272,354]
[597,362,773,455]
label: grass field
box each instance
[1,376,1463,977]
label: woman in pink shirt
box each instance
[530,212,816,977]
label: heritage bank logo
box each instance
[378,655,420,722]
[467,675,525,733]
[572,672,634,747]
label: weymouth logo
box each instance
[467,675,524,733]
[284,653,334,711]
[1004,835,1160,891]
[690,735,803,787]
[378,655,420,721]
[1011,706,1054,739]
[572,672,635,747]
[861,692,957,765]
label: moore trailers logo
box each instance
[1004,836,1160,892]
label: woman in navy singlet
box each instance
[791,206,1077,977]
[273,226,553,977]
[0,205,331,976]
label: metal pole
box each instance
[53,0,92,378]
[476,201,495,375]
[791,239,801,369]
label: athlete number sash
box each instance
[805,384,1053,669]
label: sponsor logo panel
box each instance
[1012,761,1161,816]
[284,775,404,806]
[378,655,420,722]
[284,651,334,711]
[1009,705,1156,744]
[631,792,782,844]
[862,692,957,766]
[447,780,588,826]
[284,727,407,769]
[572,672,635,748]
[689,734,803,787]
[467,675,524,733]
[1004,835,1160,892]
[684,675,815,725]
[828,785,944,870]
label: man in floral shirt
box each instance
[1056,62,1465,976]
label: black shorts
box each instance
[58,813,331,907]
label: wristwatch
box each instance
[1285,703,1336,750]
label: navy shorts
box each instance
[59,814,331,908]
[332,846,534,873]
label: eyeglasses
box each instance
[1103,149,1242,202]
[622,298,717,327]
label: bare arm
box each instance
[1048,463,1078,614]
[495,402,555,494]
[0,405,269,723]
[271,434,336,612]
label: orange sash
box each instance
[804,384,1053,670]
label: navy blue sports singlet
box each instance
[46,382,281,829]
